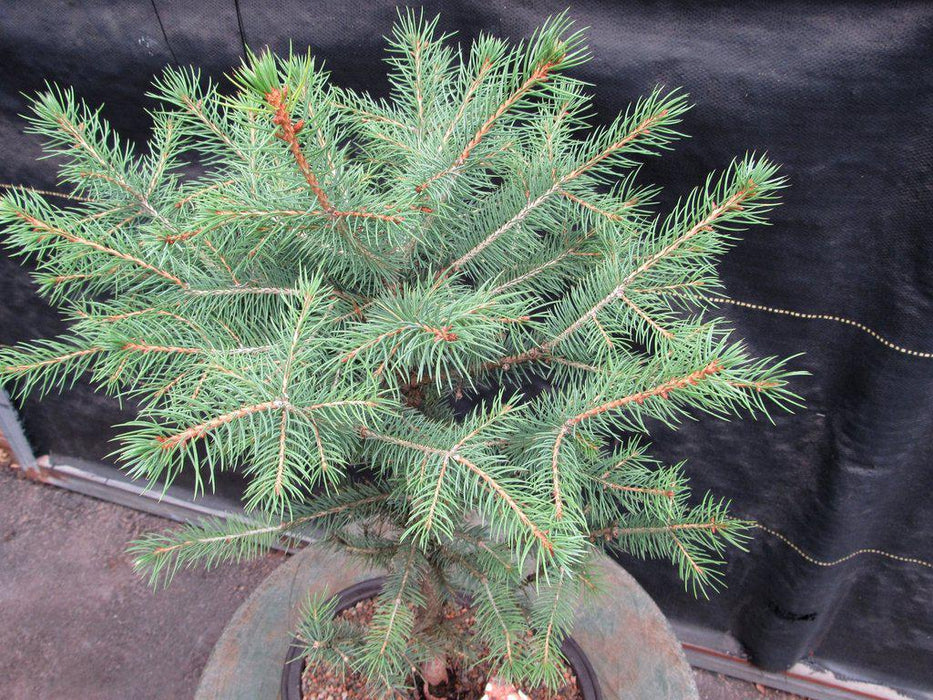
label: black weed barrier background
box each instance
[1,2,931,695]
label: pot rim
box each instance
[281,576,602,700]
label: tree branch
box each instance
[416,57,560,192]
[548,183,755,349]
[379,547,418,655]
[2,346,102,374]
[11,209,187,288]
[179,94,250,163]
[621,293,674,340]
[149,491,391,556]
[274,407,290,497]
[453,454,554,554]
[156,399,285,450]
[121,342,202,355]
[550,360,723,516]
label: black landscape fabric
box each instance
[0,2,931,695]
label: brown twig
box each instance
[265,86,333,213]
[11,209,186,288]
[416,58,560,193]
[156,399,285,450]
[550,359,723,518]
[3,347,102,374]
[121,342,202,355]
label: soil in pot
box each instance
[300,596,583,700]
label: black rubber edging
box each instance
[282,577,602,700]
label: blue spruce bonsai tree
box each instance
[0,11,799,698]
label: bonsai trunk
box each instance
[420,656,450,700]
[414,572,529,700]
[417,574,451,699]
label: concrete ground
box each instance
[0,465,802,700]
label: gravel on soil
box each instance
[300,597,581,700]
